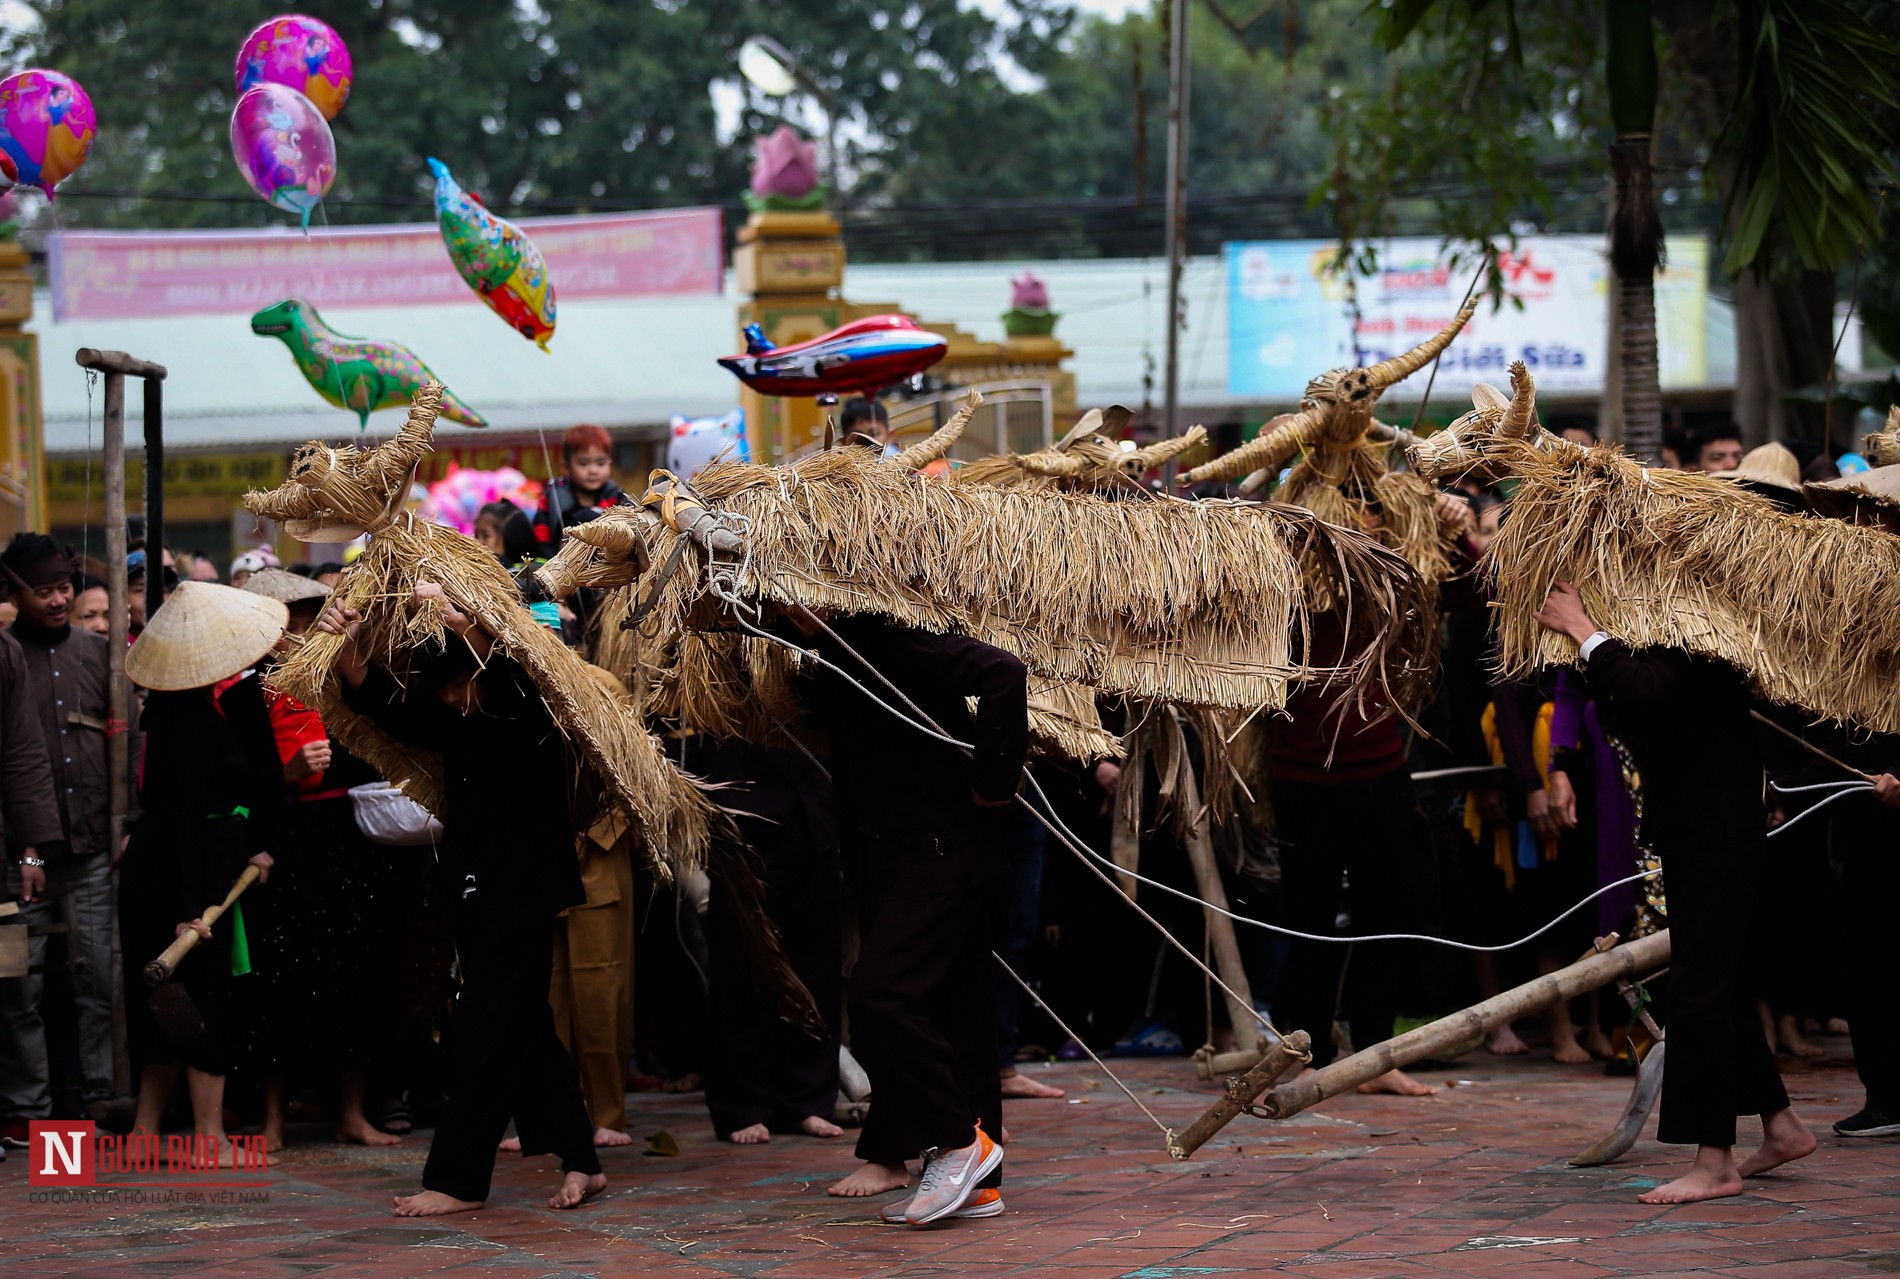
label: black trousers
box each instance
[1654,829,1789,1147]
[1841,840,1900,1112]
[422,918,602,1202]
[850,882,1002,1169]
[1272,768,1429,1068]
[704,837,844,1138]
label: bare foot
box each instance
[1000,1071,1067,1099]
[498,1135,521,1153]
[1639,1168,1744,1205]
[1776,1015,1825,1059]
[1584,1028,1616,1060]
[1487,1025,1529,1056]
[728,1123,771,1145]
[261,1123,286,1152]
[1826,1017,1851,1036]
[394,1189,484,1217]
[593,1127,634,1147]
[337,1115,401,1147]
[1738,1111,1817,1178]
[662,1072,703,1094]
[1551,1031,1593,1065]
[828,1160,908,1197]
[549,1170,607,1209]
[1357,1069,1438,1097]
[799,1115,844,1138]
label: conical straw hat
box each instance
[1804,463,1900,520]
[241,566,331,604]
[1712,442,1801,494]
[126,582,289,691]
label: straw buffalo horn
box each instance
[1362,299,1479,391]
[1501,360,1538,437]
[1184,407,1324,484]
[1123,424,1208,473]
[894,388,983,470]
[360,381,444,496]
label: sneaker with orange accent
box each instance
[879,1187,1003,1224]
[904,1126,1004,1226]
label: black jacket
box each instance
[1581,640,1763,843]
[794,616,1029,893]
[342,654,585,938]
[124,678,285,924]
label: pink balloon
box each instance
[0,69,97,198]
[235,14,353,121]
[229,84,336,227]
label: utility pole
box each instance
[1161,0,1192,483]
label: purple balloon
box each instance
[230,84,335,227]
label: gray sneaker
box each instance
[880,1188,1003,1223]
[904,1127,1004,1226]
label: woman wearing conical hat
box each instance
[120,582,289,1159]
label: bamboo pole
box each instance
[1175,758,1260,1051]
[1256,929,1671,1121]
[1169,1030,1311,1160]
[82,359,128,860]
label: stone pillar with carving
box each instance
[733,127,846,463]
[0,202,45,537]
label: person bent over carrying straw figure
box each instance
[317,585,607,1216]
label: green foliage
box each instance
[6,0,1087,226]
[1317,0,1604,300]
[1717,0,1898,275]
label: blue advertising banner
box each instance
[1225,235,1708,400]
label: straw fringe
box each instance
[543,445,1423,715]
[1481,436,1900,733]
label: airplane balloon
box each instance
[717,315,947,399]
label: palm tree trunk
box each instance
[1616,256,1662,461]
[1605,0,1664,464]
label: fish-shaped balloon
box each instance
[429,157,556,350]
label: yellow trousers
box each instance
[549,835,635,1133]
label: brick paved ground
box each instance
[4,1042,1896,1277]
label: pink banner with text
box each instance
[46,206,724,321]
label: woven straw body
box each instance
[127,582,289,691]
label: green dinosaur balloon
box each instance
[251,298,488,429]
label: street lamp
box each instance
[737,35,842,199]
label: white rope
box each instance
[704,577,1276,1035]
[720,591,1662,956]
[1768,778,1879,837]
[992,949,1174,1141]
